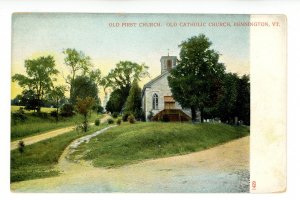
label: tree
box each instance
[12,55,58,112]
[105,89,123,113]
[124,80,143,119]
[48,86,66,122]
[235,75,250,125]
[105,61,149,108]
[217,73,239,123]
[168,34,225,121]
[70,75,99,105]
[63,48,92,99]
[11,95,23,106]
[75,97,95,132]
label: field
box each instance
[11,106,56,113]
[11,106,102,141]
[71,122,250,168]
[11,124,109,182]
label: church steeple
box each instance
[160,54,176,74]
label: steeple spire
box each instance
[167,48,169,56]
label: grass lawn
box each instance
[11,106,56,113]
[11,124,109,183]
[11,106,103,141]
[71,122,250,168]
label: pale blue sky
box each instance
[12,13,250,97]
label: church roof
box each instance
[142,71,169,96]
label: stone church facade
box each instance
[142,56,192,121]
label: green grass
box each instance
[71,122,250,168]
[11,124,109,183]
[11,106,56,113]
[11,109,102,141]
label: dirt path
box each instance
[11,136,250,193]
[11,114,111,150]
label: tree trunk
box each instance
[199,106,204,123]
[191,106,196,122]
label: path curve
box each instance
[11,114,111,150]
[11,136,250,193]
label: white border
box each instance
[1,0,299,199]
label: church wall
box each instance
[143,73,192,121]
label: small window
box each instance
[152,93,158,110]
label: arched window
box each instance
[152,93,158,110]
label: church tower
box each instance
[160,55,177,74]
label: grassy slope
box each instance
[11,124,108,183]
[71,122,250,168]
[11,111,102,141]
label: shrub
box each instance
[147,111,154,121]
[11,107,27,124]
[117,119,122,125]
[112,112,119,118]
[122,112,130,122]
[18,141,25,153]
[107,118,114,124]
[60,103,75,117]
[31,112,48,118]
[97,105,104,114]
[128,114,135,124]
[50,110,58,118]
[95,119,100,126]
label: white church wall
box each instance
[143,73,192,121]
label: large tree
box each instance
[235,75,250,125]
[216,73,239,123]
[168,34,225,121]
[124,80,142,119]
[105,89,123,114]
[63,48,92,99]
[12,55,58,112]
[48,85,66,122]
[105,61,149,108]
[70,75,99,105]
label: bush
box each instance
[97,105,104,114]
[50,110,58,118]
[107,118,114,124]
[117,119,122,125]
[147,111,154,121]
[60,103,75,117]
[128,114,135,124]
[95,119,100,126]
[11,108,27,124]
[18,140,25,153]
[112,112,119,118]
[31,112,48,118]
[122,112,130,122]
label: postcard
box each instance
[10,13,286,193]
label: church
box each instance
[142,55,192,122]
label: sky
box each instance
[11,13,250,98]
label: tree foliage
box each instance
[168,34,225,121]
[75,97,95,132]
[63,48,92,98]
[124,80,143,119]
[105,61,149,108]
[47,85,66,122]
[70,75,99,105]
[12,55,58,112]
[105,89,123,114]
